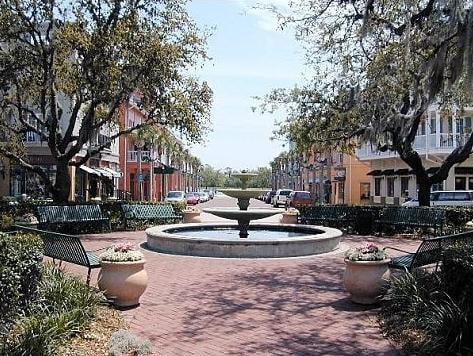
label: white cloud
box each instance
[233,0,293,33]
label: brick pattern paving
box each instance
[71,228,419,356]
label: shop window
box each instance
[360,183,370,200]
[374,178,382,196]
[387,177,395,197]
[400,176,409,197]
[455,176,467,190]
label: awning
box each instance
[382,169,396,176]
[79,165,101,176]
[94,168,113,178]
[394,169,410,175]
[102,167,121,178]
[154,164,177,175]
[367,170,383,176]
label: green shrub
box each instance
[3,264,103,355]
[381,243,473,355]
[441,242,473,303]
[0,232,43,330]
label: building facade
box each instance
[356,106,473,205]
[271,149,370,205]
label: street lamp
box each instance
[135,138,145,201]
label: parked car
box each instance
[164,191,185,204]
[191,192,202,203]
[402,190,473,207]
[265,191,276,204]
[286,191,313,208]
[272,189,293,207]
[204,189,214,199]
[197,191,210,202]
[185,192,199,205]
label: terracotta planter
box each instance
[183,211,201,223]
[280,213,298,224]
[343,259,391,305]
[98,260,148,307]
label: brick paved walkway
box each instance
[65,197,420,355]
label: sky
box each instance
[186,0,306,171]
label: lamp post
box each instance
[135,138,145,201]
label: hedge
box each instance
[298,204,473,235]
[0,200,186,232]
[0,232,43,334]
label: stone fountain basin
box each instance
[146,223,343,258]
[202,207,283,221]
[218,188,269,200]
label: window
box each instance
[430,116,437,134]
[455,177,467,190]
[417,121,426,135]
[453,192,471,201]
[374,178,382,196]
[438,192,455,201]
[387,177,395,197]
[468,177,473,190]
[465,117,472,134]
[360,183,370,200]
[432,182,444,191]
[400,177,409,198]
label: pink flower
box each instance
[113,242,134,253]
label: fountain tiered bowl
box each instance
[146,172,342,258]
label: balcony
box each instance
[127,150,155,162]
[356,133,471,160]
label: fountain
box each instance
[203,172,281,238]
[146,172,343,258]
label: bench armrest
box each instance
[384,246,415,254]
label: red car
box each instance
[185,192,199,205]
[286,191,313,208]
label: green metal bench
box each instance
[15,225,103,285]
[298,205,354,227]
[387,230,473,272]
[375,207,445,236]
[121,203,182,229]
[36,204,110,232]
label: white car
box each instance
[198,191,210,202]
[402,190,473,207]
[272,189,293,207]
[164,191,185,204]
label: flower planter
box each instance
[343,259,391,305]
[98,260,148,307]
[183,211,201,224]
[280,213,298,224]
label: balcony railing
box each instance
[127,150,153,161]
[356,133,471,160]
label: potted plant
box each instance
[182,206,201,223]
[14,213,39,228]
[343,243,390,305]
[280,207,299,224]
[98,242,148,307]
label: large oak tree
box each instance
[263,0,473,206]
[0,0,212,202]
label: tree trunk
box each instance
[417,176,432,207]
[52,161,72,203]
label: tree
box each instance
[0,0,212,202]
[248,166,271,188]
[200,164,224,188]
[263,0,473,206]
